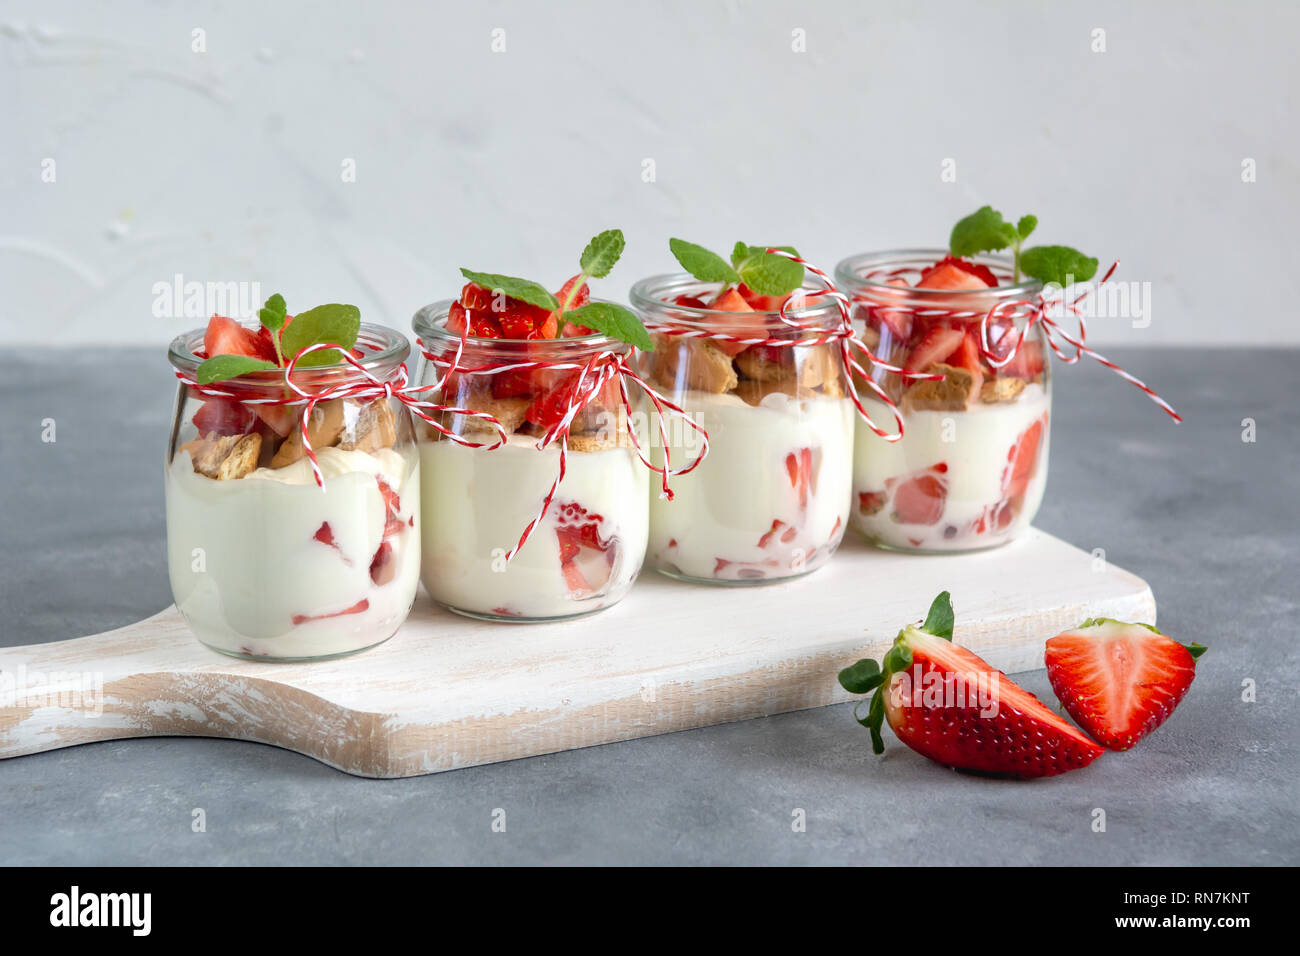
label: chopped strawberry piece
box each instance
[560,320,595,337]
[460,282,495,311]
[672,294,708,309]
[1003,337,1046,380]
[446,301,469,336]
[917,255,998,290]
[204,315,273,361]
[903,326,964,372]
[737,283,790,312]
[292,598,369,626]
[947,330,986,395]
[376,477,405,537]
[1001,416,1046,500]
[553,501,615,598]
[192,398,253,436]
[491,368,539,399]
[891,471,948,525]
[530,312,559,340]
[709,287,765,356]
[555,274,590,312]
[312,520,353,565]
[253,405,297,438]
[785,447,817,510]
[858,491,886,515]
[369,541,396,585]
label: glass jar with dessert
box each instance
[166,297,421,661]
[411,229,676,622]
[629,239,856,584]
[837,205,1181,553]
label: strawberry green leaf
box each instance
[280,303,361,368]
[196,354,278,384]
[1016,215,1038,241]
[258,293,288,334]
[1019,245,1099,286]
[565,302,654,352]
[921,590,955,640]
[950,206,1018,257]
[669,238,740,285]
[1185,643,1208,660]
[459,269,560,311]
[884,643,913,673]
[838,658,884,695]
[733,244,803,296]
[866,690,886,754]
[580,229,626,279]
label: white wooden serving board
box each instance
[0,530,1153,778]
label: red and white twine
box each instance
[417,335,709,562]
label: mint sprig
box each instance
[566,302,653,351]
[949,205,1096,286]
[579,229,626,280]
[668,239,804,298]
[196,293,362,383]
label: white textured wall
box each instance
[2,0,1295,346]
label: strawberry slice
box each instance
[553,501,615,598]
[446,301,469,336]
[709,287,765,356]
[917,255,998,290]
[1045,620,1206,751]
[369,541,396,585]
[1001,416,1046,500]
[291,598,369,627]
[903,326,964,372]
[839,592,1104,777]
[947,330,986,396]
[204,315,273,361]
[192,398,253,436]
[785,448,817,510]
[891,471,947,525]
[858,491,886,515]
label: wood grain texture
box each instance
[0,531,1154,778]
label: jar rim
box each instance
[412,299,634,356]
[834,249,1044,299]
[167,321,411,382]
[629,273,842,332]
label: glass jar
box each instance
[628,275,855,584]
[834,250,1051,552]
[412,302,650,622]
[165,324,421,661]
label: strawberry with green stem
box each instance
[838,591,1104,778]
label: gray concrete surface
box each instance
[1,348,1296,865]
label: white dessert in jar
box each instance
[166,445,420,659]
[419,434,648,620]
[851,384,1050,551]
[649,391,854,581]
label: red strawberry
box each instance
[785,448,816,510]
[839,592,1104,777]
[947,331,986,396]
[891,468,948,525]
[446,301,469,336]
[204,315,272,360]
[531,312,559,339]
[903,326,964,372]
[525,373,579,430]
[737,283,789,312]
[553,501,615,597]
[672,294,708,309]
[376,476,404,537]
[555,274,590,312]
[460,282,495,311]
[858,491,886,515]
[1001,416,1046,500]
[369,541,396,586]
[709,286,765,356]
[1045,620,1206,750]
[1003,337,1046,380]
[192,398,253,436]
[917,255,998,290]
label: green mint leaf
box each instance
[565,302,654,352]
[921,591,955,640]
[196,354,278,384]
[1018,245,1099,286]
[580,229,626,279]
[669,238,739,284]
[1016,215,1038,241]
[280,303,361,368]
[734,244,803,296]
[459,269,559,311]
[838,658,884,695]
[730,241,749,269]
[258,292,288,334]
[950,206,1018,257]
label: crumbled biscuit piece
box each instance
[979,377,1027,404]
[735,347,787,383]
[651,338,738,394]
[180,432,262,480]
[272,400,345,468]
[453,395,531,439]
[795,345,843,393]
[905,363,976,412]
[859,324,882,353]
[340,399,398,453]
[217,433,262,480]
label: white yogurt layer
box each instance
[851,384,1050,551]
[419,434,649,619]
[166,445,420,659]
[648,391,854,582]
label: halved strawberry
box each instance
[903,326,964,372]
[1045,620,1206,751]
[204,315,273,360]
[1001,416,1046,500]
[709,286,766,356]
[839,592,1104,777]
[917,255,998,290]
[192,398,253,436]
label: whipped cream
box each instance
[648,391,854,582]
[419,434,649,620]
[166,445,420,659]
[852,384,1050,551]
